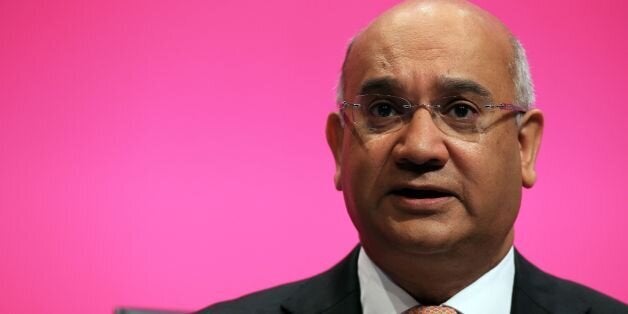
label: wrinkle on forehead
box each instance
[352,1,511,53]
[343,0,514,100]
[357,1,511,54]
[384,0,510,31]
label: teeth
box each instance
[396,189,449,198]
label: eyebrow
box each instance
[357,76,493,99]
[437,77,492,98]
[358,77,402,95]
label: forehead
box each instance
[343,2,514,100]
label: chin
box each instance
[392,235,459,255]
[375,221,462,255]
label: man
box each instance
[198,0,627,313]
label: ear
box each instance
[518,109,544,188]
[326,112,345,191]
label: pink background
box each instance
[1,0,627,313]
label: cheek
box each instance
[491,129,523,184]
[338,136,389,232]
[451,130,522,215]
[471,127,520,181]
[340,135,395,210]
[342,137,390,189]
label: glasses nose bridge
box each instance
[405,100,440,123]
[392,101,445,135]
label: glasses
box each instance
[339,94,527,142]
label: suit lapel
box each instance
[281,246,362,314]
[511,250,590,314]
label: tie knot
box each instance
[404,305,458,314]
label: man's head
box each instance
[327,0,543,263]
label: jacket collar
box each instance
[511,249,590,314]
[281,246,362,314]
[280,246,592,314]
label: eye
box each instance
[368,99,402,118]
[442,101,479,120]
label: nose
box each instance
[391,108,450,170]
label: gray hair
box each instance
[510,37,535,108]
[335,36,536,109]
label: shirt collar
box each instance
[357,247,515,314]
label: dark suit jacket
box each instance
[197,247,627,314]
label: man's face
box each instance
[327,2,542,258]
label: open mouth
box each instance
[391,188,454,199]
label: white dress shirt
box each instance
[358,247,515,314]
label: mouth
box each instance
[391,188,454,199]
[388,186,457,212]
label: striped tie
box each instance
[404,305,458,314]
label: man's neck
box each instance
[362,231,515,305]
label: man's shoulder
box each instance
[194,247,362,314]
[194,278,307,314]
[554,278,627,312]
[534,269,627,313]
[514,250,627,313]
